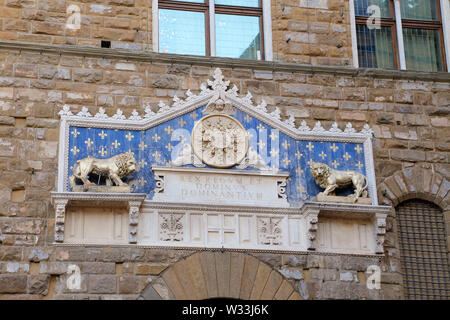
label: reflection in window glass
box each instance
[215,0,260,7]
[159,9,206,56]
[216,14,261,59]
[400,0,438,20]
[403,28,442,72]
[354,0,390,18]
[356,25,395,69]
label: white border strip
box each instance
[152,0,158,52]
[441,0,450,72]
[263,0,273,61]
[349,0,359,68]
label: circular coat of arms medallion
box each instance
[191,114,248,168]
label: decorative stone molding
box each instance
[154,174,164,194]
[378,167,449,210]
[128,200,143,244]
[50,192,146,244]
[159,213,184,242]
[305,208,319,251]
[53,199,69,243]
[257,217,282,245]
[375,213,387,254]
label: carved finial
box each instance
[112,109,126,120]
[344,122,356,133]
[312,121,325,132]
[255,100,267,113]
[58,104,73,117]
[144,104,155,118]
[269,107,281,120]
[361,124,374,136]
[329,122,342,133]
[298,120,311,132]
[77,107,92,117]
[158,101,170,113]
[94,107,108,119]
[128,109,142,121]
[284,114,296,128]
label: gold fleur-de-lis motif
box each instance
[295,150,303,159]
[282,140,290,150]
[138,177,147,186]
[165,143,174,152]
[137,159,147,171]
[70,146,80,155]
[257,140,266,149]
[98,146,107,157]
[152,133,161,142]
[269,131,278,140]
[319,151,327,160]
[125,132,134,141]
[269,149,278,156]
[282,156,291,167]
[139,141,147,151]
[297,185,306,193]
[84,138,93,148]
[330,143,339,152]
[178,118,187,128]
[98,130,107,139]
[296,167,304,176]
[71,129,80,138]
[190,112,198,120]
[244,114,251,123]
[343,152,351,161]
[306,142,314,152]
[257,123,265,131]
[355,161,364,170]
[112,140,120,149]
[307,159,314,166]
[164,126,174,135]
[331,160,340,168]
[152,151,161,161]
[355,144,363,154]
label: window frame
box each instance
[350,0,449,72]
[153,0,272,61]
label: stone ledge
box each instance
[0,40,449,82]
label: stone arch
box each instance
[138,251,302,300]
[377,167,449,211]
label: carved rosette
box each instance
[128,201,142,244]
[277,180,287,199]
[54,199,69,242]
[154,174,164,194]
[375,213,387,254]
[191,114,248,168]
[159,213,184,242]
[257,217,282,245]
[305,209,319,250]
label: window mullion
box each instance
[262,0,273,61]
[440,0,450,72]
[153,0,158,52]
[394,0,407,70]
[349,0,359,68]
[210,0,216,56]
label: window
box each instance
[155,0,270,60]
[396,199,450,299]
[352,0,447,71]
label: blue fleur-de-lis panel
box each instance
[67,105,367,206]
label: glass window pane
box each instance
[403,28,443,72]
[354,0,391,18]
[216,14,261,59]
[159,9,206,56]
[215,0,260,7]
[400,0,438,20]
[356,24,395,69]
[168,0,205,3]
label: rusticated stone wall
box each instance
[0,42,449,299]
[0,0,352,65]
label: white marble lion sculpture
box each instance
[69,152,136,191]
[309,161,368,202]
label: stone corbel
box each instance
[305,208,319,251]
[128,200,143,244]
[374,213,387,254]
[54,199,69,243]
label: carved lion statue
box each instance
[309,161,368,202]
[70,152,136,191]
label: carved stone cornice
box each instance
[1,40,449,82]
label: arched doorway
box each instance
[396,199,450,299]
[138,251,301,300]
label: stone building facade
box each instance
[0,0,449,300]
